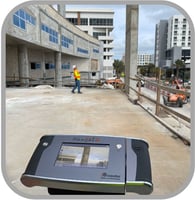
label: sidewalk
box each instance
[5,87,190,198]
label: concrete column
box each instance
[57,4,65,17]
[41,51,46,80]
[18,45,29,87]
[77,12,81,25]
[55,52,62,87]
[125,5,139,103]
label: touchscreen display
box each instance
[55,143,110,168]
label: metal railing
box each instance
[130,75,191,145]
[133,75,191,123]
[6,76,99,87]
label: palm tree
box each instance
[113,59,125,77]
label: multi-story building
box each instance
[166,15,191,68]
[154,20,168,68]
[65,9,114,79]
[5,5,102,87]
[137,53,154,66]
[154,15,191,68]
[167,15,191,48]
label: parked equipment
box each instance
[163,80,188,107]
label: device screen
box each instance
[55,143,110,168]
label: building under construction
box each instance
[5,4,103,87]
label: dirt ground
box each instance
[4,86,191,198]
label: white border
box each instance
[1,0,194,200]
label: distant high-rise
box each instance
[137,53,154,66]
[65,9,114,79]
[154,15,191,68]
[154,20,168,68]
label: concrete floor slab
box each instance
[4,87,191,198]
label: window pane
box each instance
[20,9,25,19]
[26,13,30,22]
[13,15,20,27]
[45,25,47,32]
[15,10,19,16]
[20,19,25,29]
[36,63,41,69]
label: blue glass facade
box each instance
[77,47,88,54]
[61,35,73,48]
[93,48,99,53]
[13,9,36,30]
[62,63,70,69]
[41,24,58,44]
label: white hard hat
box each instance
[72,65,76,69]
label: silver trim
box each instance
[22,174,125,185]
[21,174,125,193]
[126,180,153,187]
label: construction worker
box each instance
[71,65,82,94]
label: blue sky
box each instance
[66,4,181,60]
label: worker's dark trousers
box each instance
[72,79,81,93]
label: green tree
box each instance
[113,59,125,77]
[147,63,156,77]
[173,59,185,79]
[138,65,147,76]
[138,63,156,77]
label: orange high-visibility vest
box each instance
[73,69,80,80]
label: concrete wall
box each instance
[6,5,102,86]
[6,46,19,78]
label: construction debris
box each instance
[96,78,125,89]
[34,85,54,89]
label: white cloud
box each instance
[139,5,181,23]
[137,5,181,54]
